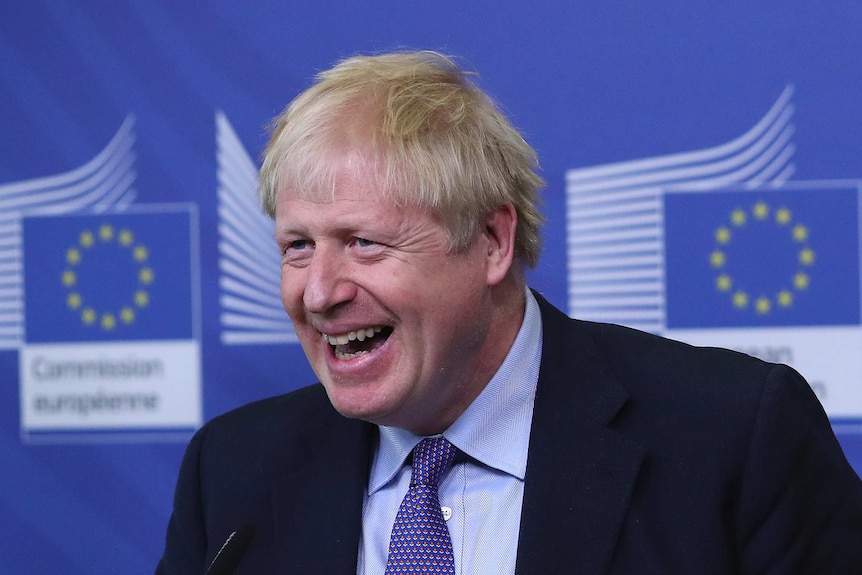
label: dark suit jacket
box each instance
[157,294,862,574]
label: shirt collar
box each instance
[368,288,543,493]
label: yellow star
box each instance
[119,229,134,246]
[775,207,792,225]
[101,313,116,331]
[66,248,81,265]
[755,296,771,315]
[120,307,135,324]
[82,308,96,325]
[99,224,114,242]
[67,293,82,309]
[794,272,810,290]
[731,209,746,226]
[715,227,731,244]
[777,290,793,307]
[792,224,808,242]
[80,231,95,248]
[134,245,149,263]
[799,248,815,266]
[134,290,150,307]
[139,267,155,284]
[733,291,748,308]
[716,274,732,292]
[753,201,769,220]
[61,270,76,287]
[710,250,726,268]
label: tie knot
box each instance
[410,437,457,487]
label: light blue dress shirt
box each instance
[358,289,543,574]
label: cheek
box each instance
[280,269,306,316]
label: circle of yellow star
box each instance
[712,201,814,315]
[64,223,156,331]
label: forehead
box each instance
[275,155,423,228]
[278,146,386,201]
[273,146,450,240]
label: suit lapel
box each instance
[516,294,644,575]
[270,405,376,573]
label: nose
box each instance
[303,244,356,313]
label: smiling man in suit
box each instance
[157,51,862,574]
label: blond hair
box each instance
[259,50,545,268]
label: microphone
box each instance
[205,523,256,575]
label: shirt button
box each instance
[441,506,452,521]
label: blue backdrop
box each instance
[1,2,861,573]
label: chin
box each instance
[322,383,392,422]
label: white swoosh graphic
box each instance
[215,111,297,345]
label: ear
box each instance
[483,203,517,286]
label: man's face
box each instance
[275,153,504,434]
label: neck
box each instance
[409,277,527,435]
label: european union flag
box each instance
[23,207,196,342]
[664,186,860,328]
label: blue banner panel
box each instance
[23,208,194,343]
[665,186,861,329]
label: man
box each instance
[157,51,862,574]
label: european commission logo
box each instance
[664,186,860,329]
[19,205,202,440]
[565,87,862,419]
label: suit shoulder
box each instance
[535,290,772,387]
[194,383,335,448]
[578,318,775,389]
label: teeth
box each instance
[335,349,369,360]
[324,327,385,346]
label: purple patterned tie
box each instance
[384,437,457,575]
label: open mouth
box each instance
[323,326,393,360]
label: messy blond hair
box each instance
[259,50,545,268]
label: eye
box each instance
[284,239,311,252]
[355,237,376,248]
[279,238,314,267]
